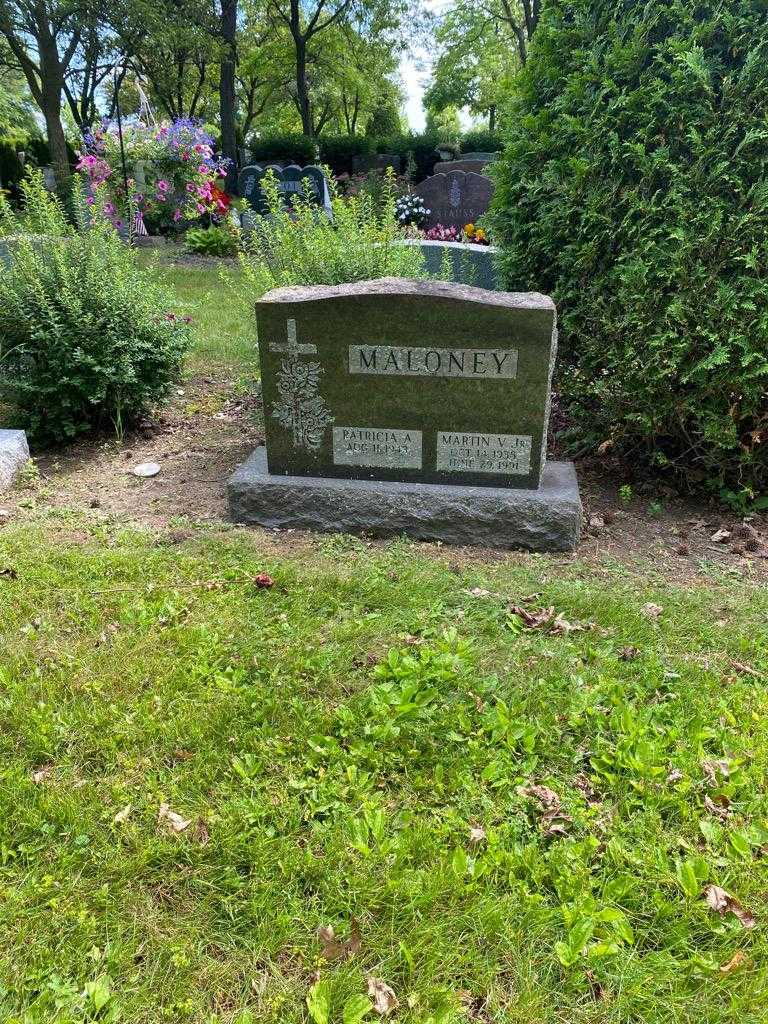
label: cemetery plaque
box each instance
[230,278,581,550]
[254,278,555,490]
[414,170,493,229]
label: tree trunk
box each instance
[295,36,312,136]
[219,0,238,192]
[37,25,69,194]
[488,104,496,133]
[41,92,70,192]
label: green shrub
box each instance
[247,133,317,166]
[491,0,768,504]
[238,169,426,297]
[318,135,374,175]
[376,132,441,182]
[460,129,503,155]
[0,174,190,444]
[184,224,239,257]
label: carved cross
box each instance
[269,318,317,356]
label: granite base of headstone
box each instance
[230,449,580,551]
[228,278,581,551]
[0,429,30,490]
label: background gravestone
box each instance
[352,153,403,174]
[238,164,330,215]
[440,155,496,174]
[414,171,494,229]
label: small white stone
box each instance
[132,462,161,478]
[0,509,10,523]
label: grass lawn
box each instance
[144,258,257,375]
[1,518,767,1023]
[1,254,766,1022]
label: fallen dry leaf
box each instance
[317,919,362,961]
[719,950,748,974]
[367,977,398,1015]
[618,645,640,661]
[469,826,486,843]
[666,768,684,785]
[465,587,495,598]
[702,759,730,787]
[711,528,731,543]
[508,605,591,635]
[704,794,730,821]
[642,602,663,619]
[31,766,51,784]
[703,885,756,929]
[253,573,275,589]
[113,804,132,824]
[585,968,608,1001]
[729,660,764,680]
[518,784,571,835]
[157,802,192,833]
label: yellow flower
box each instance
[474,228,486,241]
[464,223,475,235]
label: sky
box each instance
[400,0,453,131]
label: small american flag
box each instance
[133,210,148,236]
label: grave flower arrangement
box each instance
[394,192,430,228]
[77,117,230,234]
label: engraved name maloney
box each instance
[349,345,518,379]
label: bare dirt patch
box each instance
[2,373,766,583]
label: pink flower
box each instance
[157,179,169,191]
[103,201,115,215]
[195,203,206,214]
[173,209,182,222]
[86,196,95,206]
[186,183,195,193]
[197,164,208,174]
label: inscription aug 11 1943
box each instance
[349,344,518,380]
[332,426,422,470]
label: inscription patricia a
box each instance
[349,345,518,379]
[333,426,422,469]
[436,431,532,475]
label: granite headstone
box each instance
[414,171,493,229]
[229,278,581,550]
[238,163,330,214]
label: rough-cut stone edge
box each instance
[228,448,581,552]
[257,276,554,311]
[397,241,501,292]
[0,429,30,490]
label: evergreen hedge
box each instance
[491,0,768,505]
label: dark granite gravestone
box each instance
[414,171,493,229]
[238,163,329,214]
[228,278,581,550]
[440,158,492,175]
[352,153,403,174]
